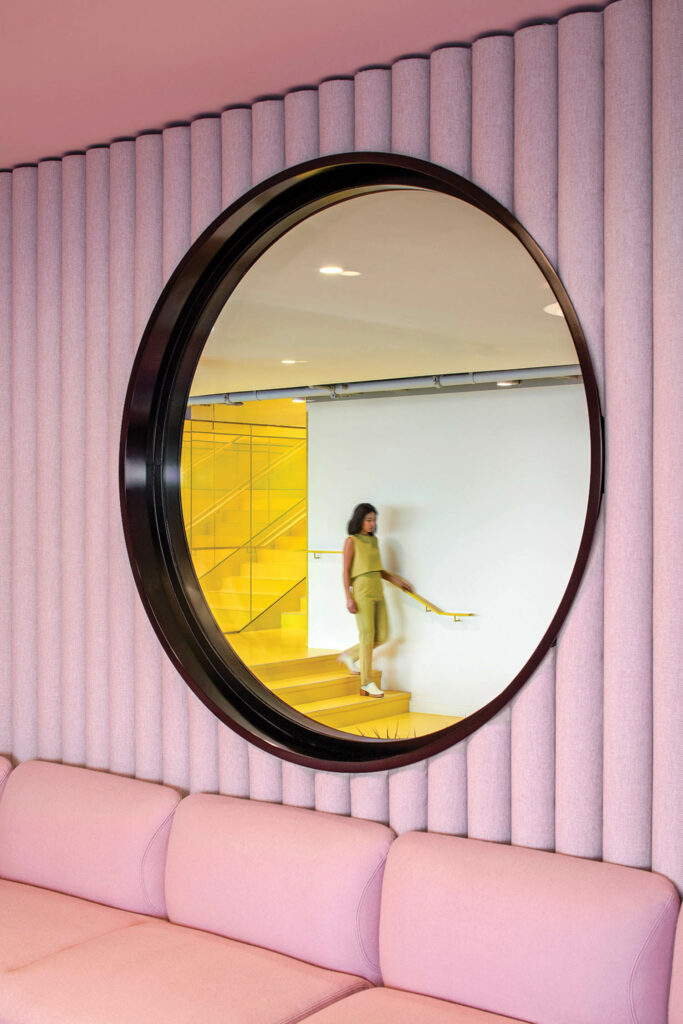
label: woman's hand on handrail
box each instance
[382,571,415,593]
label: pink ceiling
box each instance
[3,0,606,170]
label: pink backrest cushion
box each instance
[381,832,679,1024]
[0,757,11,802]
[165,793,394,983]
[670,911,683,1023]
[0,760,181,916]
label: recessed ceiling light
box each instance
[340,270,361,277]
[281,359,307,364]
[319,266,344,275]
[496,380,521,388]
[292,398,306,404]
[543,301,564,317]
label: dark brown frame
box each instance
[120,152,603,772]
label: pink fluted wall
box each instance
[0,0,680,890]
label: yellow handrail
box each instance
[307,549,474,622]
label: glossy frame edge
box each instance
[119,152,604,773]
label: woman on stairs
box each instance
[339,503,414,698]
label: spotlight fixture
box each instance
[543,301,564,317]
[319,266,360,276]
[496,380,521,388]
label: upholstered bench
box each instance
[0,758,392,1024]
[0,756,680,1024]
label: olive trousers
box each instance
[347,573,388,685]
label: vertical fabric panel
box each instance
[36,161,62,762]
[222,109,252,209]
[603,0,653,869]
[190,118,222,241]
[245,99,286,802]
[510,651,556,850]
[0,173,12,756]
[471,36,514,208]
[314,772,351,816]
[513,23,558,264]
[281,762,315,808]
[389,764,428,835]
[61,154,87,765]
[11,166,39,763]
[252,100,285,185]
[466,34,514,841]
[652,0,683,893]
[160,125,191,788]
[217,727,250,797]
[187,117,222,794]
[429,47,471,177]
[391,58,430,159]
[319,80,354,155]
[354,68,391,151]
[509,22,559,851]
[133,134,164,782]
[555,11,605,860]
[350,772,389,824]
[107,141,136,777]
[427,745,468,836]
[247,745,282,804]
[467,712,512,842]
[284,90,319,166]
[84,147,110,769]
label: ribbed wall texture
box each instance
[1,0,680,890]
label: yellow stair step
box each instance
[296,690,410,728]
[281,611,307,629]
[254,653,341,683]
[271,673,373,705]
[338,711,463,739]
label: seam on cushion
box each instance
[355,853,389,972]
[140,805,178,915]
[4,918,151,974]
[627,888,678,1024]
[275,978,371,1024]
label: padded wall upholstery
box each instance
[0,0,680,892]
[0,760,180,915]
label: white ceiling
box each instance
[191,189,576,397]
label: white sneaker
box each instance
[338,653,360,675]
[360,681,384,698]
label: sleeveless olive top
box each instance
[350,533,383,579]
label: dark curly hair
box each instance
[347,503,378,535]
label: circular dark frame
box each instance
[120,152,603,772]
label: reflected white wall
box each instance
[307,383,591,717]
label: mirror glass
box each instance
[180,187,591,742]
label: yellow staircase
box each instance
[252,652,411,729]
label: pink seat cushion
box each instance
[299,988,523,1023]
[0,917,370,1024]
[0,879,148,972]
[380,833,680,1024]
[165,793,394,984]
[0,760,181,916]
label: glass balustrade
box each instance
[181,414,307,633]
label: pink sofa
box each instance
[0,755,679,1024]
